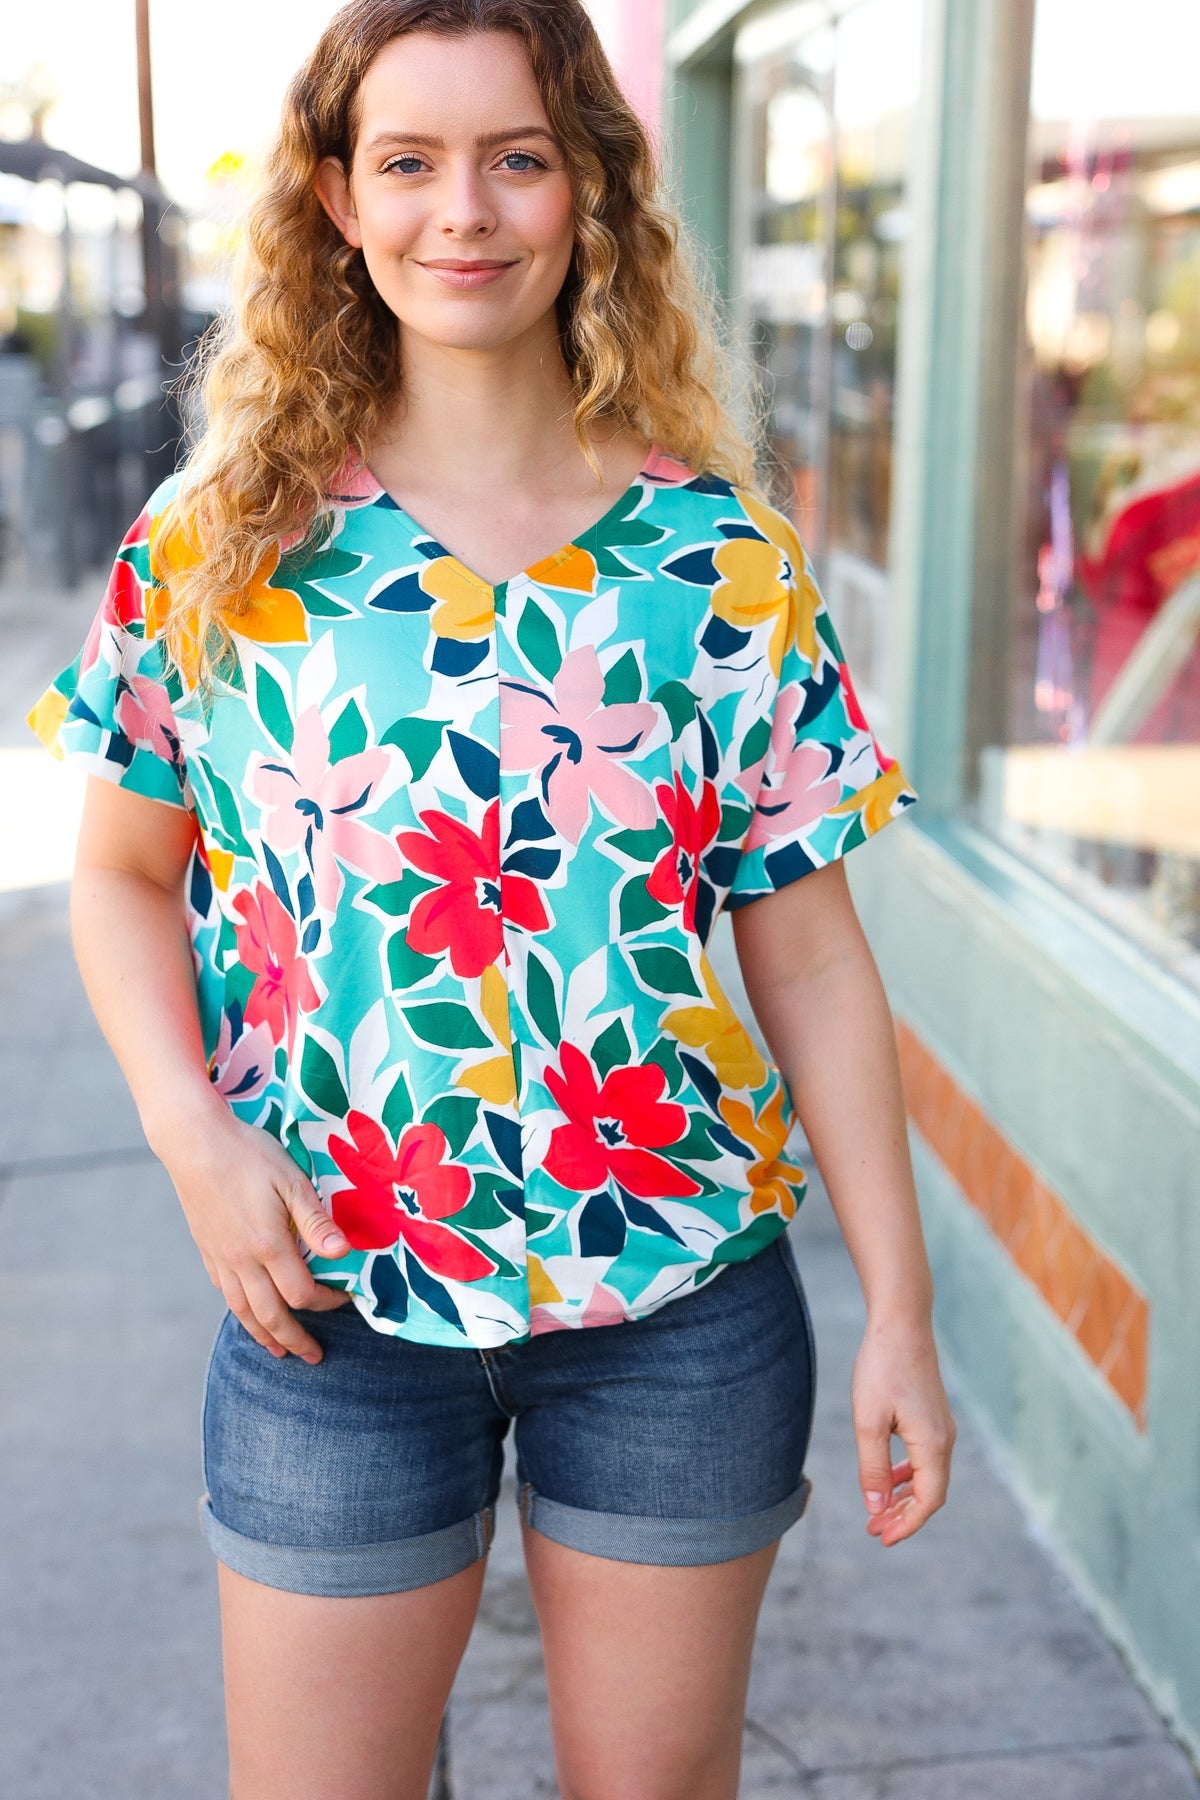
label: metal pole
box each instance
[136,0,156,178]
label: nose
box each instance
[436,158,497,241]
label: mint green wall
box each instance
[667,0,1200,1760]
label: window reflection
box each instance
[735,0,922,727]
[983,0,1200,989]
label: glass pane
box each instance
[735,0,921,726]
[737,22,837,550]
[981,0,1200,991]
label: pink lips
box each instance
[420,259,517,289]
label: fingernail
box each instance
[325,1234,349,1254]
[865,1491,888,1513]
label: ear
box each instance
[314,156,363,248]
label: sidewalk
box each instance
[1,585,1196,1797]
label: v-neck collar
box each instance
[362,444,664,596]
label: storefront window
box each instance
[734,0,922,728]
[980,0,1200,991]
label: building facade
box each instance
[611,0,1200,1756]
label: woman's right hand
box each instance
[157,1101,354,1363]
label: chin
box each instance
[394,306,548,354]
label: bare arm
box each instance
[71,776,351,1360]
[731,858,956,1545]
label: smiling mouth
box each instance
[418,259,519,291]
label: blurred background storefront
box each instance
[627,0,1200,1759]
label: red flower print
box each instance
[543,1044,702,1199]
[232,883,322,1053]
[396,799,547,978]
[103,552,145,629]
[646,773,721,932]
[327,1111,496,1281]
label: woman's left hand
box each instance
[850,1315,957,1546]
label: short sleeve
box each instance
[25,496,192,812]
[726,566,918,908]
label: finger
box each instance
[870,1450,951,1544]
[855,1420,897,1515]
[238,1265,325,1363]
[267,1246,352,1314]
[281,1175,351,1263]
[221,1272,288,1359]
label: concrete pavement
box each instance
[1,578,1196,1796]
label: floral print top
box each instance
[27,446,918,1348]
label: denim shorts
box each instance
[198,1230,817,1598]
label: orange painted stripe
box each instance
[895,1019,1148,1430]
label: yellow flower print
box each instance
[26,687,69,758]
[526,544,598,594]
[422,558,497,638]
[732,489,822,670]
[147,511,309,663]
[663,951,767,1091]
[710,536,791,678]
[457,960,517,1105]
[527,1255,564,1306]
[826,762,910,833]
[718,1086,807,1218]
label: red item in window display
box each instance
[1075,448,1200,742]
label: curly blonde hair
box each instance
[158,0,760,685]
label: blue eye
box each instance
[501,151,547,172]
[384,155,425,175]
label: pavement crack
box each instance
[744,1715,814,1781]
[797,1730,1167,1779]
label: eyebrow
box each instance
[363,126,558,154]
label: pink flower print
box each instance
[208,1013,276,1103]
[116,674,180,764]
[232,883,323,1053]
[744,683,843,852]
[250,706,401,909]
[500,645,657,845]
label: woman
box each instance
[28,2,956,1795]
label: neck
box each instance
[371,314,601,497]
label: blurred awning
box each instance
[0,137,147,193]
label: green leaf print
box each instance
[452,1173,517,1232]
[403,1002,491,1051]
[381,1068,415,1140]
[650,679,697,741]
[278,542,363,617]
[591,1016,632,1079]
[198,761,252,856]
[629,944,703,998]
[255,665,294,752]
[362,869,436,919]
[328,696,369,762]
[645,1038,684,1096]
[299,1035,349,1117]
[525,952,561,1044]
[601,647,641,706]
[816,609,842,660]
[712,1212,790,1263]
[605,821,672,862]
[380,716,447,781]
[516,597,562,682]
[670,1112,725,1161]
[117,539,153,587]
[720,802,753,839]
[387,931,440,993]
[619,876,670,934]
[425,1093,479,1158]
[739,713,771,771]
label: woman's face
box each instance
[315,30,577,356]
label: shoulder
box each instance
[643,462,810,575]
